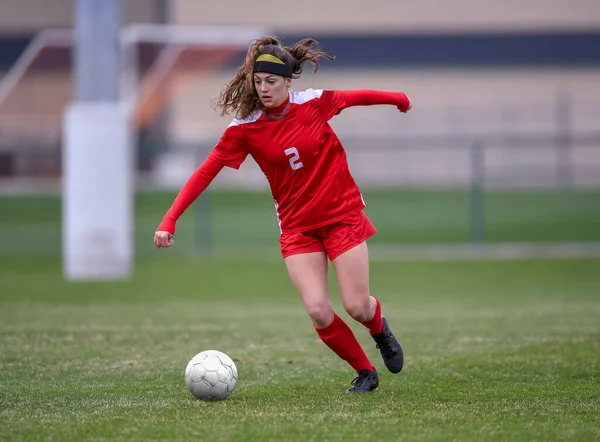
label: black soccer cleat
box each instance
[372,316,404,374]
[346,368,379,393]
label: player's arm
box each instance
[155,154,224,242]
[319,89,411,120]
[154,124,246,247]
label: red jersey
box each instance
[157,89,410,235]
[211,89,409,233]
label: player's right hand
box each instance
[154,230,174,248]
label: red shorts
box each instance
[279,210,377,261]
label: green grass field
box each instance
[1,256,599,441]
[1,188,600,257]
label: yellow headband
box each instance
[253,53,292,77]
[255,54,285,65]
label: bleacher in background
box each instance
[0,0,598,258]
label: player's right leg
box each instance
[284,249,333,329]
[281,232,378,393]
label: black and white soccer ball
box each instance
[184,350,238,400]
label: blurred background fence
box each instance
[3,130,599,259]
[0,0,599,260]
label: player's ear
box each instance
[285,78,292,89]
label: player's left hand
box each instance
[399,96,412,113]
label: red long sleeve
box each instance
[156,154,224,235]
[338,89,411,111]
[318,89,411,120]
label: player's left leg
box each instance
[327,212,404,374]
[281,231,377,392]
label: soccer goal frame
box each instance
[0,24,269,280]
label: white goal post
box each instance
[60,24,269,281]
[120,24,269,109]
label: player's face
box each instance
[254,73,290,108]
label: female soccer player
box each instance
[154,37,411,393]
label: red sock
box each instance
[315,314,373,373]
[361,296,383,335]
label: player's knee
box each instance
[305,302,334,328]
[343,297,371,322]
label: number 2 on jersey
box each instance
[284,147,304,170]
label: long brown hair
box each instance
[213,37,334,119]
